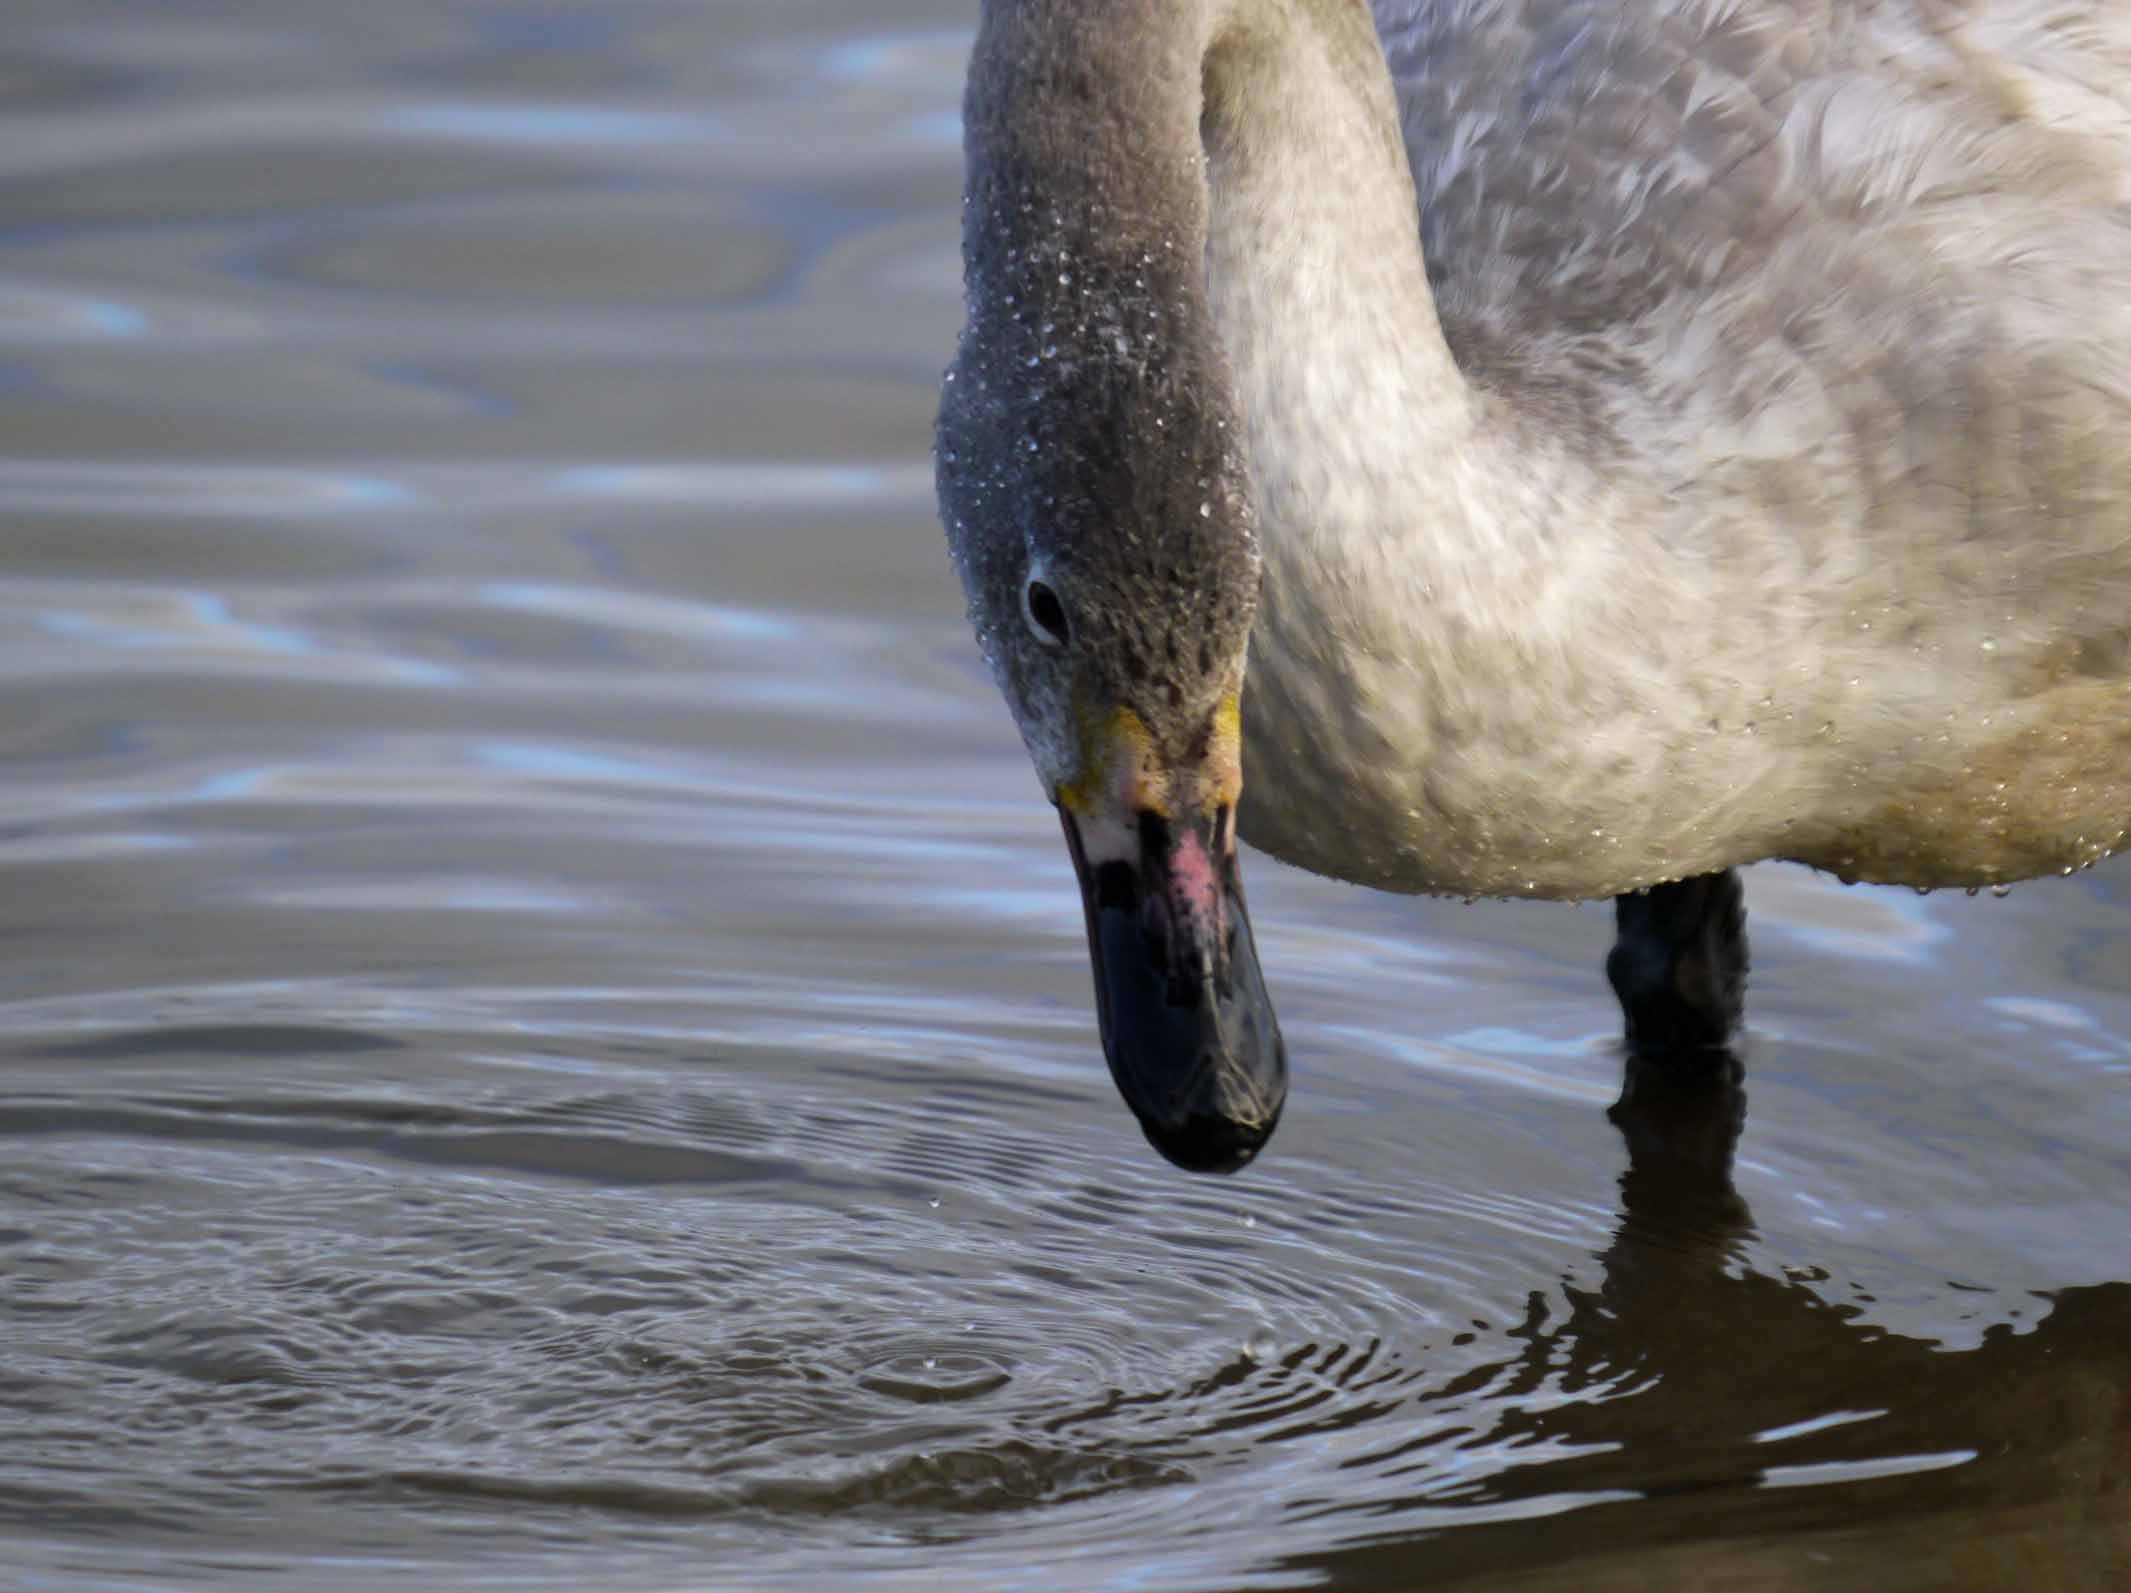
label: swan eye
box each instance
[1024,579,1071,648]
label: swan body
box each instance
[936,0,2131,1167]
[1211,0,2131,899]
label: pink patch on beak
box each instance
[1158,825,1229,982]
[1166,826,1222,914]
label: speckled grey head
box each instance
[936,232,1259,797]
[936,0,1260,797]
[935,0,1284,1175]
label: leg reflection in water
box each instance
[1607,1043,1749,1235]
[1291,1040,2131,1586]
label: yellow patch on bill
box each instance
[1056,692,1245,819]
[1057,700,1161,816]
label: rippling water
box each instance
[5,3,2131,1588]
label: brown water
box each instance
[4,3,2131,1588]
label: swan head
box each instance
[936,241,1287,1173]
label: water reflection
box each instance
[0,281,153,340]
[1290,1048,2131,1587]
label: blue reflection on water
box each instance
[323,474,418,508]
[551,462,918,508]
[0,282,152,341]
[79,297,147,336]
[819,35,934,82]
[84,767,270,815]
[479,741,707,793]
[392,104,718,147]
[34,586,457,686]
[1985,996,2131,1070]
[905,110,962,145]
[186,592,312,656]
[1754,877,1953,966]
[475,581,797,643]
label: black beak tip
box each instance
[1137,1102,1283,1175]
[1064,805,1287,1175]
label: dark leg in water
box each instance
[1606,870,1747,1056]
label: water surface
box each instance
[5,3,2131,1588]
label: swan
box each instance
[934,0,2131,1171]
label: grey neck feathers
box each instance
[958,0,1568,559]
[958,0,1452,391]
[958,0,1212,381]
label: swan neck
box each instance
[958,2,1216,344]
[1199,2,1476,446]
[958,2,1438,330]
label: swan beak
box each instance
[1060,803,1287,1172]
